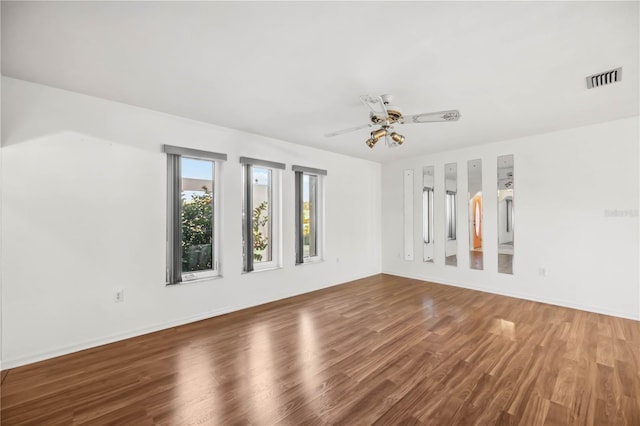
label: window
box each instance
[294,165,326,264]
[241,157,284,272]
[446,190,457,240]
[164,145,226,284]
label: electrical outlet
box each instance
[114,289,124,303]
[538,267,547,277]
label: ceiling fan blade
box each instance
[324,123,372,138]
[359,95,388,116]
[402,110,461,124]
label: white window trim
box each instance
[252,167,282,271]
[303,174,324,263]
[164,145,225,285]
[294,166,326,265]
[181,157,222,282]
[241,160,284,273]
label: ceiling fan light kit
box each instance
[365,126,406,149]
[325,94,461,149]
[390,132,405,144]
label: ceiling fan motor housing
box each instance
[370,107,403,124]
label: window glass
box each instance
[181,157,215,273]
[251,166,273,263]
[303,174,319,258]
[243,163,281,272]
[295,170,323,264]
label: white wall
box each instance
[0,6,4,370]
[0,77,382,368]
[382,116,639,320]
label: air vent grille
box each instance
[586,67,622,89]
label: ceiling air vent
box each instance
[586,67,622,89]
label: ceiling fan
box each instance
[325,94,461,148]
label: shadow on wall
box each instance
[1,77,223,152]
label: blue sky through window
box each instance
[182,157,213,180]
[182,160,310,198]
[181,157,213,201]
[253,167,269,185]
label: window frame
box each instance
[164,145,226,285]
[294,165,327,265]
[241,157,285,273]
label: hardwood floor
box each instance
[1,274,639,425]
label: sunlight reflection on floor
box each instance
[489,318,516,340]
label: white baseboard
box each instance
[383,270,640,322]
[1,272,377,371]
[1,304,250,371]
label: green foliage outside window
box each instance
[253,201,269,261]
[180,188,269,268]
[182,187,213,271]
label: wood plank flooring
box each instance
[1,274,639,425]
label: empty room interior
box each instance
[1,2,639,425]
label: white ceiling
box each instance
[2,1,638,163]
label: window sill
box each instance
[296,258,324,266]
[242,265,283,274]
[166,274,223,286]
